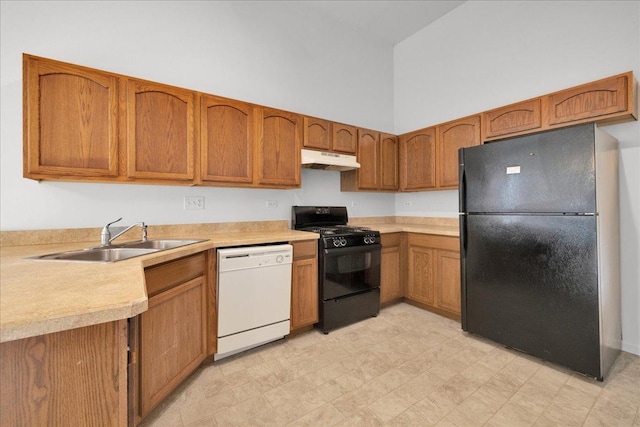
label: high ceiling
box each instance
[303,1,467,45]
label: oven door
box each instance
[321,244,381,300]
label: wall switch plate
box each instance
[185,196,204,210]
[266,200,278,208]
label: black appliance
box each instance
[292,206,381,334]
[459,123,621,380]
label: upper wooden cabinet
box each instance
[23,55,119,179]
[303,118,357,154]
[341,129,398,192]
[355,128,380,190]
[22,55,637,191]
[200,95,254,185]
[332,123,357,154]
[303,117,331,151]
[483,98,542,141]
[436,115,481,189]
[380,133,399,190]
[399,127,436,191]
[256,107,302,187]
[545,72,636,127]
[126,80,195,181]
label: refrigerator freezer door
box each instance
[462,124,596,214]
[463,214,601,378]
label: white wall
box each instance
[394,0,640,354]
[0,1,395,230]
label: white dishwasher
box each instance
[215,244,293,360]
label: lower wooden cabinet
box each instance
[290,240,318,331]
[0,320,128,427]
[380,233,403,305]
[405,233,461,319]
[130,252,209,425]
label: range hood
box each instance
[301,149,360,171]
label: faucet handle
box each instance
[105,217,123,229]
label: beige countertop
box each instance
[0,223,317,343]
[0,217,457,343]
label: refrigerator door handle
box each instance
[458,148,466,213]
[459,213,468,330]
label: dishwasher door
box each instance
[216,244,292,359]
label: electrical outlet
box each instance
[404,201,413,207]
[266,200,278,208]
[351,201,360,207]
[185,196,204,210]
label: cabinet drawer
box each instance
[381,233,401,247]
[292,240,317,260]
[407,233,459,252]
[145,253,206,297]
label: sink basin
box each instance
[28,239,207,263]
[31,247,158,263]
[118,239,205,250]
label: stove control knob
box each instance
[340,237,347,247]
[332,239,340,247]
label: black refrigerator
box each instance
[459,123,621,380]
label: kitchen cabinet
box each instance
[355,128,379,190]
[380,233,403,305]
[341,129,398,191]
[23,54,120,180]
[126,79,195,181]
[380,133,399,190]
[399,127,437,191]
[0,320,128,426]
[290,240,318,331]
[332,122,357,154]
[436,115,481,189]
[303,117,331,151]
[256,107,302,188]
[405,233,461,319]
[130,252,209,424]
[200,95,254,185]
[303,118,357,155]
[483,98,542,141]
[545,72,637,127]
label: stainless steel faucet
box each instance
[101,217,147,246]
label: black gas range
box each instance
[292,206,381,334]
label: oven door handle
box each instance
[323,244,381,256]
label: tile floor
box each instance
[141,303,640,426]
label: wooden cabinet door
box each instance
[201,95,253,184]
[399,127,436,191]
[291,257,319,329]
[303,117,331,151]
[437,115,480,189]
[23,55,119,178]
[406,243,435,306]
[126,80,195,181]
[1,321,127,427]
[357,129,380,190]
[436,250,461,315]
[483,98,541,140]
[380,133,399,191]
[546,73,630,126]
[332,123,357,154]
[256,107,301,187]
[380,233,403,304]
[139,276,207,418]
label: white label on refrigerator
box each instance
[506,166,521,174]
